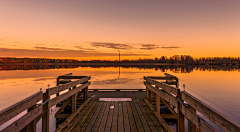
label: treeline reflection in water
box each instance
[0,64,239,73]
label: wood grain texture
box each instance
[144,76,178,96]
[48,82,90,108]
[180,104,217,132]
[144,82,178,107]
[48,76,90,96]
[182,91,240,132]
[0,91,43,126]
[2,105,43,132]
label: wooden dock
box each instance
[0,73,240,132]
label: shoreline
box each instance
[0,63,186,66]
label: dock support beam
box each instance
[177,89,185,132]
[42,90,49,132]
[188,106,197,132]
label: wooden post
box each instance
[27,104,37,132]
[188,106,197,132]
[156,86,161,114]
[146,87,149,99]
[84,86,88,101]
[42,90,49,132]
[156,94,161,115]
[72,86,77,113]
[56,78,60,96]
[177,89,185,132]
[175,78,179,88]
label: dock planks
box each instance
[59,100,167,132]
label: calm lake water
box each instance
[0,65,240,131]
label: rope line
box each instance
[37,98,50,106]
[177,98,188,106]
[185,86,240,120]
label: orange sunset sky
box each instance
[0,1,239,60]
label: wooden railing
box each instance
[144,74,240,132]
[0,73,90,132]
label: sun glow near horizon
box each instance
[0,1,239,60]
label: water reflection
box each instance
[0,64,239,73]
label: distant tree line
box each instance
[0,55,240,65]
[0,65,239,73]
[0,57,78,63]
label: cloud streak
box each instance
[161,46,182,49]
[140,44,159,50]
[90,42,133,50]
[74,46,94,51]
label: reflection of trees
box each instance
[0,65,79,71]
[1,55,240,65]
[0,65,239,73]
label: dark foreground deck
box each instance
[60,100,167,132]
[2,73,240,132]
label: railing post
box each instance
[42,89,49,132]
[177,89,185,132]
[72,86,77,112]
[188,106,197,132]
[56,77,60,96]
[156,94,161,115]
[27,104,37,132]
[156,86,161,114]
[84,87,88,101]
[146,87,149,99]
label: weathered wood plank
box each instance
[117,102,124,132]
[160,98,176,114]
[164,73,177,78]
[127,102,137,132]
[55,98,92,132]
[144,76,178,96]
[130,101,144,132]
[188,106,197,132]
[58,76,89,79]
[180,104,217,132]
[75,101,99,131]
[145,76,177,80]
[144,82,178,107]
[177,89,185,132]
[122,102,131,132]
[140,100,165,132]
[156,94,161,114]
[182,91,240,132]
[55,97,72,116]
[89,89,145,91]
[48,76,90,96]
[104,102,114,132]
[48,82,90,108]
[91,102,108,132]
[0,91,43,126]
[2,105,43,132]
[111,102,118,132]
[133,100,151,132]
[72,93,77,112]
[84,102,104,132]
[143,98,174,132]
[26,105,37,132]
[98,101,111,132]
[63,101,96,132]
[55,114,70,119]
[161,114,177,119]
[136,100,159,132]
[79,102,100,131]
[58,79,71,84]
